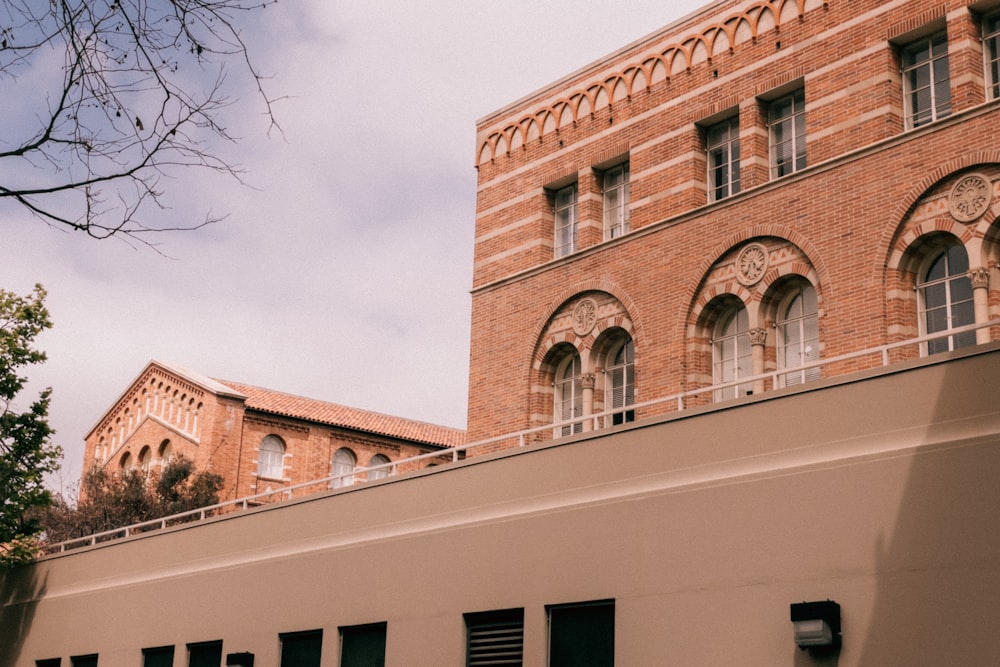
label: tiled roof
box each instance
[216,380,465,449]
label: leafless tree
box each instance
[0,0,279,243]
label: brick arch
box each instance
[529,279,643,352]
[682,225,829,331]
[879,156,1000,274]
[475,0,824,167]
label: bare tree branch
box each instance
[0,0,279,244]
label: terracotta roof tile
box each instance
[216,380,465,449]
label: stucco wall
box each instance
[3,347,1000,665]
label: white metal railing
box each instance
[39,319,1000,556]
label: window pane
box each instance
[143,647,174,667]
[341,623,387,667]
[187,641,223,667]
[549,601,614,667]
[280,630,322,667]
[71,657,98,667]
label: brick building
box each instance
[81,361,463,501]
[468,0,1000,445]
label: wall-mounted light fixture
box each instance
[790,600,841,652]
[225,652,255,667]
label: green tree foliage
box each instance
[36,455,224,545]
[0,285,61,569]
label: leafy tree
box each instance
[35,454,224,545]
[0,0,279,242]
[0,285,61,569]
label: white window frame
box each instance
[368,453,391,481]
[768,89,806,178]
[706,116,741,201]
[553,184,578,258]
[331,447,356,488]
[604,338,635,426]
[554,352,583,436]
[984,10,1000,99]
[901,31,951,129]
[918,244,975,354]
[776,284,820,387]
[712,306,752,400]
[257,435,285,480]
[602,163,630,240]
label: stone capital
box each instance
[969,267,991,290]
[581,373,597,390]
[748,328,768,346]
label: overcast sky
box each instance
[1,0,706,490]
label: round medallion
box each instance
[736,243,769,286]
[572,298,598,336]
[948,173,993,223]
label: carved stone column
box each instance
[581,373,596,431]
[749,327,768,394]
[970,267,991,344]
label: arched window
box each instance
[119,451,133,470]
[331,448,356,488]
[919,244,975,354]
[605,338,635,425]
[257,435,285,479]
[713,305,752,400]
[777,284,819,386]
[138,446,152,471]
[157,439,172,465]
[368,454,391,481]
[554,351,583,436]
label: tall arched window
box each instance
[119,451,133,470]
[919,244,975,354]
[157,439,172,466]
[605,338,635,425]
[713,305,752,400]
[331,448,356,488]
[368,454,391,481]
[555,352,583,436]
[777,284,819,386]
[257,435,285,479]
[139,446,152,471]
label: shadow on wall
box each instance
[854,353,1000,664]
[0,564,47,667]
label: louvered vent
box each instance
[466,610,524,666]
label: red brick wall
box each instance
[468,0,1000,443]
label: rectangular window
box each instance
[280,629,322,667]
[768,89,806,178]
[706,116,741,201]
[984,11,1000,99]
[187,641,223,667]
[465,608,524,667]
[548,600,615,667]
[143,646,175,667]
[553,183,578,258]
[902,31,951,128]
[70,657,98,667]
[36,660,61,667]
[340,622,387,667]
[602,164,630,240]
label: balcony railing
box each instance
[38,319,1000,556]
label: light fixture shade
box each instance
[790,600,841,650]
[793,618,833,647]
